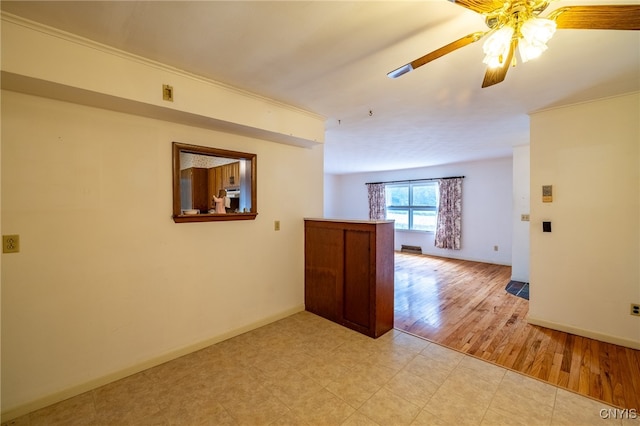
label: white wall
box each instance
[511,145,530,282]
[0,17,325,419]
[325,157,513,265]
[0,91,324,417]
[529,92,640,349]
[323,173,340,218]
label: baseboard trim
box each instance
[394,250,511,267]
[527,316,640,350]
[1,305,305,423]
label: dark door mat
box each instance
[505,280,529,300]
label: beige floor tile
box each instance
[1,418,32,426]
[551,389,626,426]
[159,399,236,426]
[93,372,164,424]
[263,369,325,407]
[295,355,354,388]
[422,383,492,425]
[350,360,399,386]
[383,369,440,408]
[410,409,454,425]
[342,411,382,425]
[268,410,310,425]
[369,346,419,371]
[438,363,502,406]
[218,385,290,425]
[496,370,557,407]
[6,312,630,426]
[326,378,377,409]
[287,388,356,425]
[622,414,640,426]
[481,407,549,426]
[403,353,458,385]
[456,354,507,385]
[488,371,556,425]
[28,392,96,426]
[358,387,421,425]
[388,332,431,354]
[419,342,464,365]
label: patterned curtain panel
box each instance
[434,178,463,250]
[366,183,386,220]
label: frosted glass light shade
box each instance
[482,26,515,68]
[519,18,556,62]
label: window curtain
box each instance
[366,183,386,220]
[434,178,463,250]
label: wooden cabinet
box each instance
[208,162,240,209]
[180,167,209,212]
[208,167,222,210]
[304,219,394,338]
[222,161,240,188]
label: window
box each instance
[386,181,438,231]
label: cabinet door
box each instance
[229,162,240,187]
[208,167,223,209]
[305,226,343,321]
[191,168,209,212]
[181,168,208,211]
[342,229,371,330]
[221,162,240,187]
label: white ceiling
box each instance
[2,0,639,174]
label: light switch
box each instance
[542,185,553,202]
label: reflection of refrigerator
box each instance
[225,189,240,212]
[229,198,240,212]
[239,160,251,212]
[180,177,190,210]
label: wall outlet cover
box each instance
[3,234,20,253]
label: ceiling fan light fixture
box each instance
[518,17,556,62]
[482,25,514,68]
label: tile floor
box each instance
[3,311,638,425]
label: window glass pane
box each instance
[386,210,409,229]
[412,184,437,206]
[386,186,409,206]
[412,210,437,231]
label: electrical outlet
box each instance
[3,235,20,253]
[631,303,640,317]
[521,214,530,221]
[274,220,280,231]
[493,245,498,251]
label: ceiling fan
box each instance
[387,0,640,87]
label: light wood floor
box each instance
[393,252,640,410]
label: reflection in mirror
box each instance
[172,142,257,223]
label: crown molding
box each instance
[1,11,325,122]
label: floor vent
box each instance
[401,245,422,255]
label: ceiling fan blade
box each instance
[388,32,485,78]
[548,5,640,30]
[448,0,506,15]
[482,39,516,88]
